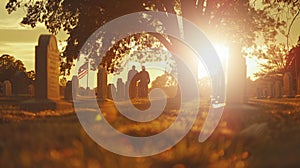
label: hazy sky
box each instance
[0,0,67,71]
[0,1,299,80]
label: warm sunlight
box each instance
[198,43,229,79]
[244,45,269,80]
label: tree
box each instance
[0,54,26,82]
[151,72,178,98]
[26,70,35,80]
[256,0,300,49]
[5,0,286,73]
[245,43,289,78]
[244,1,300,78]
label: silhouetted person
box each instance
[137,66,150,98]
[127,65,138,99]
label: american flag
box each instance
[78,62,88,79]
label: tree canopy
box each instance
[5,0,298,76]
[0,54,26,82]
[151,72,178,98]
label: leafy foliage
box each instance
[257,0,300,48]
[5,0,295,75]
[245,43,289,77]
[151,72,178,97]
[0,54,27,82]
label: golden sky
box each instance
[0,1,299,81]
[0,0,68,71]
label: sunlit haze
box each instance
[0,0,299,83]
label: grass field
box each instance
[1,98,300,168]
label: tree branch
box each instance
[287,8,300,48]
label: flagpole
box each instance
[86,59,89,89]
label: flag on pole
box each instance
[78,62,88,79]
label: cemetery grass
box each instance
[1,98,300,167]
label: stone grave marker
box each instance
[11,71,32,96]
[283,72,294,97]
[0,82,3,96]
[28,84,34,97]
[64,81,72,100]
[116,78,125,100]
[256,88,262,99]
[35,34,60,100]
[97,65,108,100]
[274,80,282,98]
[107,84,116,100]
[20,34,73,112]
[269,82,274,98]
[3,80,12,96]
[72,75,79,100]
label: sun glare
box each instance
[198,43,229,79]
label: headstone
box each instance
[107,84,116,100]
[268,82,274,98]
[274,80,282,98]
[256,88,262,99]
[295,46,300,96]
[283,72,295,97]
[97,65,108,100]
[296,77,300,96]
[60,86,65,97]
[116,78,125,100]
[11,71,32,96]
[262,87,268,98]
[35,35,60,100]
[20,35,74,112]
[246,79,253,98]
[3,80,12,96]
[64,81,72,100]
[254,79,272,99]
[72,76,79,100]
[28,84,34,97]
[0,82,3,96]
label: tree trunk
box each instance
[226,43,247,104]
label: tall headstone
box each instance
[274,80,282,98]
[64,81,72,100]
[294,45,300,96]
[283,72,294,97]
[97,65,108,100]
[296,77,300,96]
[3,80,12,96]
[0,82,3,96]
[72,75,79,100]
[116,78,125,100]
[107,84,116,100]
[256,88,262,99]
[35,35,60,100]
[28,84,34,97]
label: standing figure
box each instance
[138,66,150,98]
[127,65,138,99]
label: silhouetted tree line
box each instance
[0,54,35,82]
